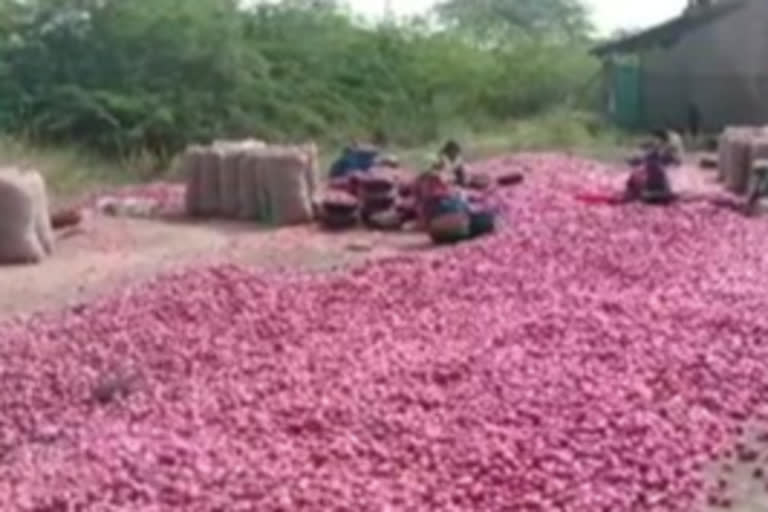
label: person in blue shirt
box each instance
[329,143,380,179]
[329,133,399,179]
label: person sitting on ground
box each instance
[624,142,677,204]
[415,171,496,244]
[329,142,379,179]
[432,140,467,187]
[624,165,646,201]
[329,136,399,180]
[640,148,677,205]
[650,129,684,167]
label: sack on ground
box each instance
[183,146,205,216]
[22,170,54,255]
[0,168,47,264]
[219,148,242,217]
[264,147,314,225]
[303,141,320,202]
[237,149,261,220]
[198,148,222,216]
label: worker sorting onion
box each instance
[624,129,683,205]
[415,140,498,245]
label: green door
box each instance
[612,63,642,129]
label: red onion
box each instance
[0,154,767,510]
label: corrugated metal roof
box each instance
[591,1,747,57]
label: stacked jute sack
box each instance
[0,167,54,264]
[718,126,768,194]
[183,139,319,225]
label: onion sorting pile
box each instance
[2,154,768,511]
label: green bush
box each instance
[0,0,599,163]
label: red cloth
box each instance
[574,192,626,206]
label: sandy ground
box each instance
[0,215,428,318]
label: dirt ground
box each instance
[0,214,428,318]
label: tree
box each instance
[433,0,592,45]
[272,0,339,11]
[0,0,597,159]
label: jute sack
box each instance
[213,138,266,151]
[265,147,313,225]
[222,139,268,218]
[21,170,54,255]
[8,168,53,254]
[745,136,768,195]
[726,134,752,194]
[0,168,46,264]
[183,145,205,217]
[302,141,320,201]
[238,147,268,221]
[720,127,751,185]
[279,142,320,209]
[268,148,313,226]
[218,147,241,217]
[718,128,736,182]
[198,148,222,216]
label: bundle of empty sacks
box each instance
[183,139,319,226]
[0,167,54,264]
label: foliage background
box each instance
[0,0,602,165]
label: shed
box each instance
[591,0,768,133]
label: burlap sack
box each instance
[302,141,320,201]
[198,147,222,216]
[217,147,239,217]
[0,169,46,264]
[726,134,752,194]
[265,147,313,225]
[213,138,266,151]
[21,170,54,255]
[256,147,282,225]
[717,130,733,182]
[237,148,264,221]
[720,127,749,184]
[183,146,205,217]
[224,140,269,217]
[745,136,768,196]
